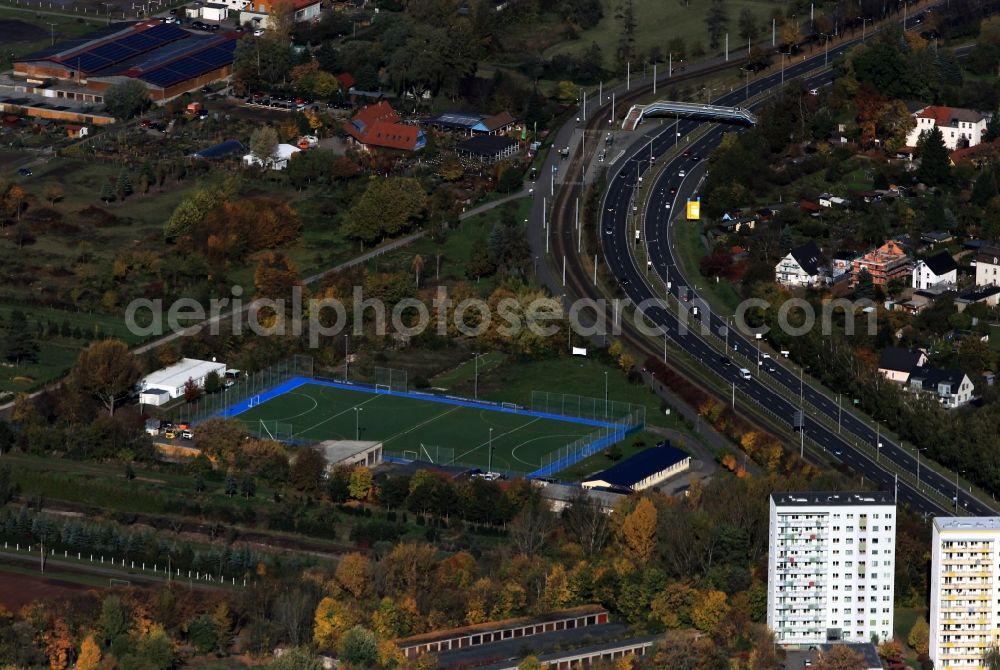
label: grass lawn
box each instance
[0,6,102,64]
[430,351,507,390]
[673,219,742,314]
[0,341,78,394]
[543,0,780,67]
[235,380,614,474]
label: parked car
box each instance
[17,167,31,176]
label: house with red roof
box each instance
[343,101,426,152]
[906,105,988,150]
[240,0,321,29]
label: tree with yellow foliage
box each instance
[348,465,374,501]
[621,498,657,562]
[76,634,101,670]
[691,590,729,634]
[313,596,359,650]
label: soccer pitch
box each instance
[231,380,619,474]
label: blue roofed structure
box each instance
[581,442,690,492]
[191,139,245,159]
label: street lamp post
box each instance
[955,470,964,512]
[604,371,609,417]
[916,447,927,490]
[474,353,482,400]
[875,421,882,463]
[353,407,363,440]
[488,428,494,473]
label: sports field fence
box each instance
[163,355,314,425]
[530,391,646,428]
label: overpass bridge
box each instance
[622,101,757,131]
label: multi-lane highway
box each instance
[586,26,995,518]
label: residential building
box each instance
[775,241,822,287]
[831,251,858,278]
[581,443,690,492]
[240,0,321,28]
[877,347,927,384]
[956,285,1000,313]
[976,247,1000,287]
[913,251,958,290]
[784,644,883,670]
[906,106,988,150]
[907,368,974,408]
[851,241,912,287]
[767,491,896,647]
[930,517,1000,670]
[343,101,426,152]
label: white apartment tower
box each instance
[767,492,896,646]
[930,517,1000,670]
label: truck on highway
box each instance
[793,410,804,431]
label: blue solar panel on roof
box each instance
[73,53,112,73]
[116,33,159,52]
[143,23,189,41]
[141,68,186,87]
[89,43,134,61]
[192,46,235,68]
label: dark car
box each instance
[720,356,731,366]
[17,167,31,176]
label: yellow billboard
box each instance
[686,198,701,220]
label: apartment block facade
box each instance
[930,517,1000,670]
[767,492,896,646]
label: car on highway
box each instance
[739,368,752,380]
[691,154,700,161]
[678,170,686,178]
[604,222,614,235]
[17,167,31,176]
[720,356,731,366]
[832,448,843,457]
[669,186,677,194]
[682,150,690,157]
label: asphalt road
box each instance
[597,34,994,518]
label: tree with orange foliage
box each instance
[335,553,374,600]
[43,617,73,670]
[691,590,730,634]
[254,251,301,306]
[76,634,102,670]
[621,498,657,562]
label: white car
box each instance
[678,170,686,178]
[253,28,264,36]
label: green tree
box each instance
[3,310,39,365]
[125,463,135,481]
[203,370,222,394]
[338,626,378,666]
[266,646,324,670]
[290,446,327,492]
[240,475,256,499]
[185,614,220,654]
[115,170,133,201]
[104,79,149,119]
[705,0,729,50]
[497,166,523,193]
[971,169,998,206]
[344,178,427,244]
[737,8,759,42]
[249,126,280,163]
[70,340,142,416]
[464,238,496,280]
[100,181,116,203]
[225,474,237,497]
[916,126,951,187]
[98,596,129,646]
[985,111,1000,143]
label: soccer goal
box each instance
[375,385,392,394]
[258,420,293,441]
[401,450,419,462]
[109,578,131,587]
[248,395,261,408]
[501,402,519,411]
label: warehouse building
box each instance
[13,21,239,103]
[140,358,227,400]
[581,442,690,492]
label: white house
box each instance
[240,0,320,28]
[767,491,896,646]
[930,517,1000,670]
[140,358,228,400]
[907,368,974,408]
[906,105,988,150]
[912,251,958,290]
[242,143,301,170]
[977,247,1000,287]
[775,241,822,287]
